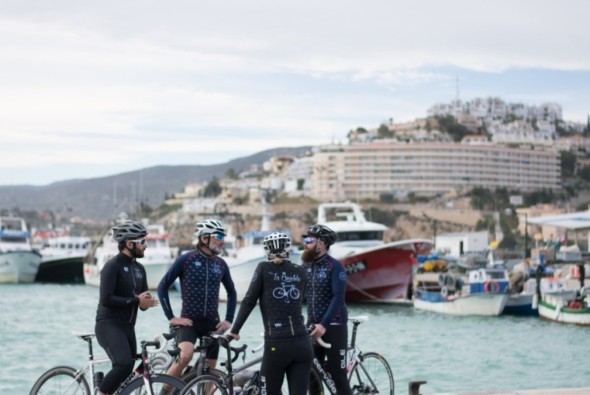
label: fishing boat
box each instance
[84,221,176,289]
[502,269,538,316]
[413,267,509,315]
[537,289,590,325]
[317,202,433,303]
[0,216,42,283]
[36,236,91,283]
[536,274,590,325]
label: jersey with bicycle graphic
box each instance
[232,259,308,340]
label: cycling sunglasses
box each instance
[211,233,225,241]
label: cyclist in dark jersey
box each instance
[302,224,352,395]
[228,232,312,395]
[158,218,237,385]
[95,220,159,395]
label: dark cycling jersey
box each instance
[303,253,348,327]
[232,259,307,340]
[304,253,352,395]
[158,249,237,323]
[96,253,147,325]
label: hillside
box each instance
[0,146,312,221]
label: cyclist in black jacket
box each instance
[95,220,159,395]
[158,218,237,385]
[302,224,352,395]
[228,232,312,395]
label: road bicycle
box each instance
[179,315,394,395]
[179,331,331,395]
[308,315,394,395]
[29,330,186,395]
[149,325,250,386]
[178,333,272,395]
[178,330,250,385]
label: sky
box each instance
[1,0,589,186]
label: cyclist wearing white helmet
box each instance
[95,220,159,395]
[302,223,351,395]
[228,232,312,395]
[158,218,237,385]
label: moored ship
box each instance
[0,216,42,283]
[318,202,433,303]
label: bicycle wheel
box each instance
[118,373,186,395]
[348,352,394,395]
[30,366,91,395]
[306,367,324,395]
[180,374,228,395]
[180,367,225,385]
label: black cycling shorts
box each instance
[177,320,220,360]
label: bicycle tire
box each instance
[30,366,91,395]
[306,367,324,395]
[180,367,225,385]
[118,373,185,395]
[180,374,228,395]
[348,352,394,395]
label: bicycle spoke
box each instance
[349,352,394,395]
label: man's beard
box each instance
[209,245,223,256]
[131,246,145,258]
[302,248,320,263]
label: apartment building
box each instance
[309,141,560,201]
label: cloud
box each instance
[0,0,589,185]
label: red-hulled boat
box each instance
[317,202,433,304]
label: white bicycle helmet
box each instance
[112,221,148,243]
[263,232,291,260]
[194,219,226,238]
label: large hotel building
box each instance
[309,140,561,202]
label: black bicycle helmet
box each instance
[303,224,337,246]
[112,221,148,242]
[263,232,291,259]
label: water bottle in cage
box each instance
[93,371,104,389]
[346,347,356,373]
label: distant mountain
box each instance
[0,146,312,221]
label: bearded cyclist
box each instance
[302,224,352,395]
[95,220,159,395]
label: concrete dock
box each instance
[437,388,590,395]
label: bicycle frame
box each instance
[310,315,386,395]
[311,356,338,394]
[70,331,170,395]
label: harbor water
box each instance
[2,284,589,394]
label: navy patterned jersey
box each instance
[158,249,237,323]
[303,253,348,327]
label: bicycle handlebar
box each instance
[315,336,331,349]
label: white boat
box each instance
[537,288,590,325]
[138,224,178,289]
[84,222,176,289]
[83,226,118,288]
[0,216,42,283]
[413,268,509,316]
[36,236,91,283]
[316,202,433,303]
[535,276,590,325]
